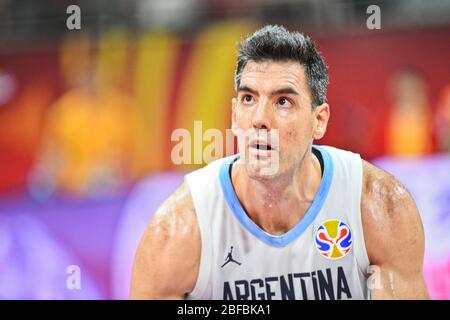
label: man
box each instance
[130,25,429,300]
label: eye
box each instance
[277,97,292,108]
[242,94,254,105]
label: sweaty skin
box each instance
[130,182,200,299]
[130,61,429,300]
[361,160,429,299]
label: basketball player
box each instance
[130,25,429,300]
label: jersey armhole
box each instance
[354,156,371,277]
[185,174,212,300]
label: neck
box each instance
[232,148,322,235]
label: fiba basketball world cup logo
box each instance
[315,219,352,259]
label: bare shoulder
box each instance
[146,180,198,243]
[360,160,428,299]
[130,180,201,299]
[361,159,416,223]
[361,159,424,265]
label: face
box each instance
[232,60,330,180]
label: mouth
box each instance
[250,142,273,151]
[248,140,276,159]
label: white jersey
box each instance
[185,145,370,300]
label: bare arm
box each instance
[361,160,429,299]
[129,181,201,299]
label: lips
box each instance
[248,139,276,159]
[250,142,272,151]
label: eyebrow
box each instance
[237,85,299,96]
[271,87,299,96]
[237,85,259,96]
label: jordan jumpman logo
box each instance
[221,246,241,268]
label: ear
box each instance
[312,103,330,140]
[231,97,238,135]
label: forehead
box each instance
[240,60,308,93]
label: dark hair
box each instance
[235,25,329,108]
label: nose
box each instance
[252,98,272,131]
